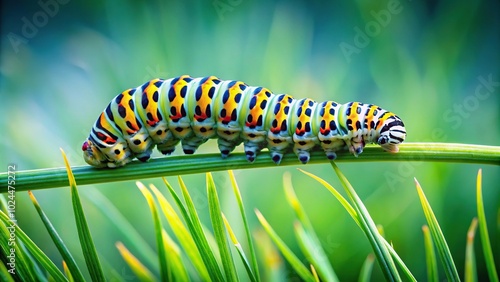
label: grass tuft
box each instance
[415,178,460,281]
[136,182,169,280]
[61,148,105,281]
[422,225,439,282]
[116,242,156,281]
[465,218,478,282]
[27,190,85,281]
[207,173,239,281]
[475,169,499,282]
[331,162,400,281]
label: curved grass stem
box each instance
[1,142,499,192]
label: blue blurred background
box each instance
[1,0,499,280]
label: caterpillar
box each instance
[82,75,406,168]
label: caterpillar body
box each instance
[82,75,406,168]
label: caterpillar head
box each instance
[377,116,406,153]
[82,139,109,168]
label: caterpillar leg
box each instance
[270,151,285,165]
[292,137,317,164]
[108,142,135,167]
[135,149,153,162]
[319,138,345,161]
[181,136,208,155]
[323,150,337,160]
[346,134,365,157]
[294,149,311,164]
[243,140,267,162]
[157,138,180,155]
[217,137,242,158]
[122,130,155,162]
[243,143,258,162]
[293,140,316,164]
[267,135,292,165]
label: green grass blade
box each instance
[255,209,315,282]
[422,225,439,282]
[222,213,257,282]
[27,191,85,282]
[0,260,15,282]
[300,167,415,281]
[476,169,499,282]
[161,230,190,281]
[298,168,359,225]
[207,172,238,281]
[253,229,286,281]
[331,162,400,281]
[310,264,319,282]
[0,218,35,282]
[384,243,416,281]
[136,182,169,281]
[415,178,460,281]
[81,188,158,270]
[163,177,222,281]
[61,149,104,282]
[62,261,74,282]
[465,218,478,282]
[293,222,338,282]
[149,183,211,281]
[116,242,156,281]
[0,210,66,281]
[284,172,338,282]
[358,254,375,282]
[228,170,261,282]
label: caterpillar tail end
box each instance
[382,144,400,153]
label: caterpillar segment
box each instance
[82,75,406,168]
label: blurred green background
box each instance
[1,0,499,280]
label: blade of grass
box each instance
[62,261,74,282]
[297,169,358,221]
[358,254,375,282]
[300,168,416,281]
[81,188,158,270]
[293,222,338,282]
[207,172,238,281]
[161,230,189,281]
[136,182,169,281]
[283,172,338,282]
[255,209,315,282]
[0,219,35,282]
[27,191,85,282]
[253,229,286,281]
[0,260,15,282]
[476,169,499,282]
[61,148,104,282]
[228,170,261,282]
[0,210,66,281]
[116,242,156,281]
[465,218,478,282]
[310,264,319,282]
[222,213,257,282]
[163,177,223,281]
[149,183,211,281]
[331,162,400,281]
[415,178,460,281]
[422,225,438,282]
